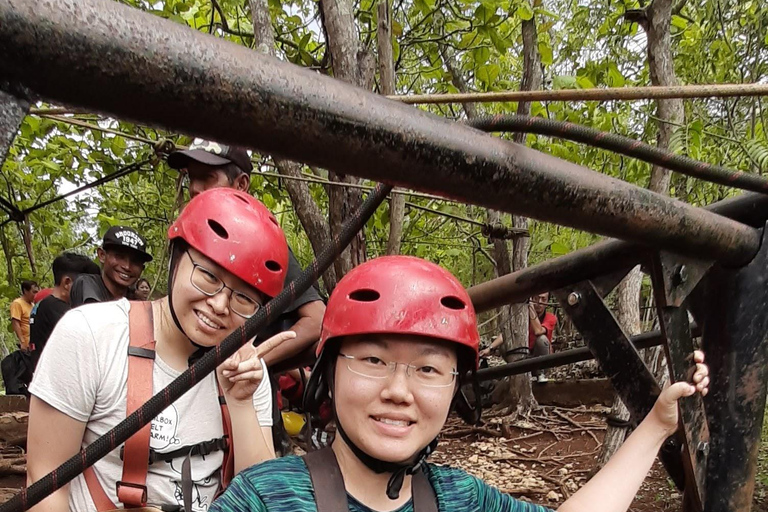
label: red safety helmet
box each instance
[318,255,480,367]
[168,188,288,298]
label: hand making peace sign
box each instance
[216,330,297,405]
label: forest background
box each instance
[0,0,766,360]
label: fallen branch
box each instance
[441,426,502,439]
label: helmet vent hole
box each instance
[441,296,466,310]
[349,289,380,302]
[265,260,282,272]
[235,195,249,204]
[208,219,229,239]
[269,216,279,226]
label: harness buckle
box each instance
[115,481,148,504]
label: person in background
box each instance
[29,253,100,370]
[10,280,39,351]
[33,287,54,305]
[70,226,152,307]
[479,292,557,381]
[134,277,152,301]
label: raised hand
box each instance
[217,331,297,406]
[649,350,710,435]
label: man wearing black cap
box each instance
[168,140,253,198]
[169,140,325,454]
[70,226,153,308]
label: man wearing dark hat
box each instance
[168,140,253,198]
[169,140,325,454]
[70,226,153,308]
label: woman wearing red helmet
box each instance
[27,188,295,512]
[211,255,709,512]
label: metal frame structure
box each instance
[1,0,767,510]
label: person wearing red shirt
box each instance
[479,292,557,381]
[528,291,557,355]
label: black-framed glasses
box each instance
[185,251,261,318]
[338,353,459,388]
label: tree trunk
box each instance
[248,0,338,291]
[378,0,404,256]
[0,224,14,286]
[438,45,478,119]
[646,0,686,193]
[18,218,36,276]
[601,0,684,462]
[487,211,535,418]
[489,17,543,418]
[598,265,642,467]
[320,0,368,277]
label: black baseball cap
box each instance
[102,226,153,263]
[167,140,253,175]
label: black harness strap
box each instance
[412,467,438,512]
[119,437,229,465]
[304,448,348,512]
[303,448,438,512]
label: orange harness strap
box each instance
[117,301,155,507]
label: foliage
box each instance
[1,0,767,353]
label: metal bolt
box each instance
[567,292,581,306]
[697,441,709,457]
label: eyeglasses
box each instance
[185,251,261,318]
[339,353,458,388]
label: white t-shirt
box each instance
[30,299,273,512]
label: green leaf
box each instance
[516,1,534,21]
[392,20,403,37]
[299,33,312,49]
[552,75,577,89]
[550,241,570,255]
[472,46,491,66]
[576,76,595,89]
[459,31,479,49]
[476,63,500,85]
[606,64,625,87]
[489,29,509,53]
[671,15,688,31]
[538,42,553,66]
[41,161,60,172]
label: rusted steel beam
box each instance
[649,254,712,511]
[474,325,699,382]
[699,224,768,512]
[468,192,768,313]
[553,282,661,420]
[0,0,760,265]
[552,280,687,491]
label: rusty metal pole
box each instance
[0,0,760,265]
[698,224,768,512]
[468,192,768,313]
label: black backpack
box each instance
[1,350,33,396]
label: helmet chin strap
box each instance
[335,416,437,500]
[327,366,438,500]
[167,247,210,366]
